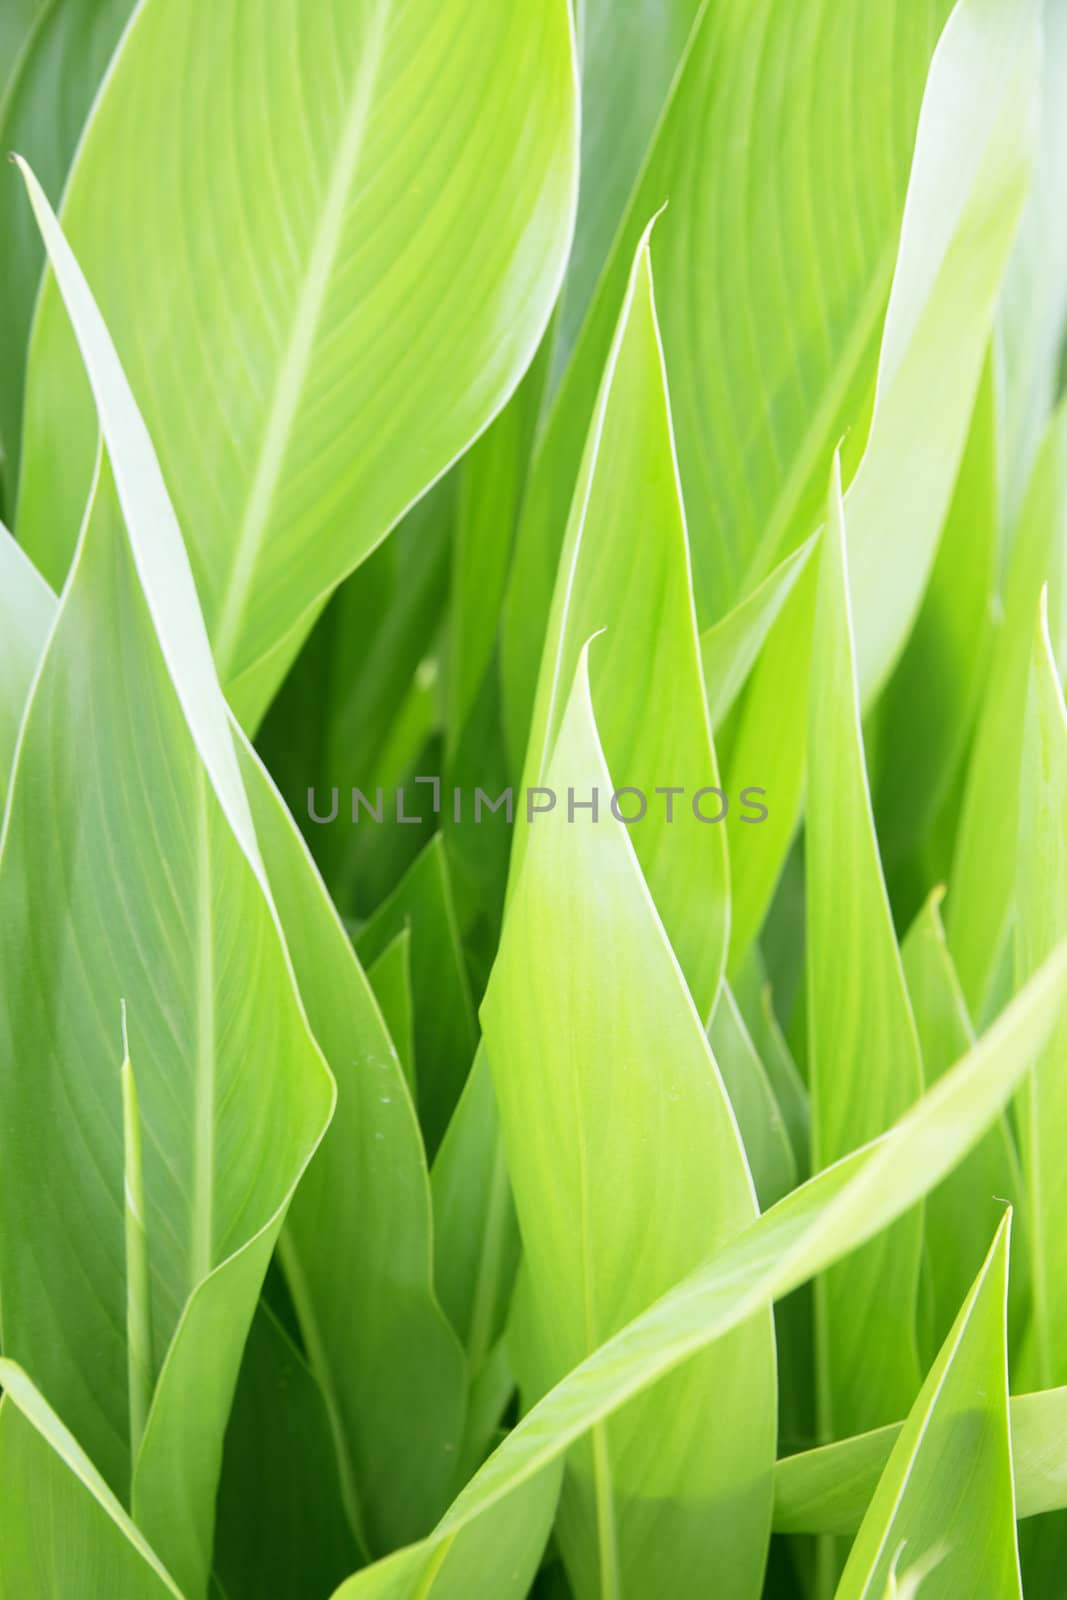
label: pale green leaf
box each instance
[948,401,1067,1018]
[0,517,53,793]
[238,738,468,1555]
[367,929,415,1096]
[700,533,817,730]
[355,833,477,1160]
[516,229,728,1015]
[16,0,579,726]
[773,1386,1067,1536]
[2,163,334,1599]
[486,646,777,1598]
[502,0,955,761]
[835,1214,1020,1598]
[0,1361,183,1600]
[1016,591,1067,1389]
[330,945,1067,1599]
[807,455,923,1436]
[0,0,136,504]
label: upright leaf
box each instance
[835,1216,1020,1599]
[517,229,728,1015]
[0,519,53,792]
[0,166,335,1598]
[17,0,579,725]
[901,891,1025,1359]
[1016,592,1067,1389]
[239,740,469,1555]
[484,650,775,1599]
[355,834,478,1160]
[330,946,1067,1599]
[807,457,923,1437]
[502,0,956,761]
[0,1362,182,1600]
[0,0,136,504]
[948,403,1067,1018]
[214,1307,359,1600]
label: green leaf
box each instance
[549,0,701,380]
[367,929,415,1095]
[485,646,776,1597]
[238,739,468,1556]
[996,0,1067,532]
[773,1386,1067,1536]
[214,1306,359,1600]
[16,0,579,726]
[516,229,728,1015]
[0,1361,183,1600]
[502,0,956,761]
[1,161,334,1599]
[901,890,1025,1361]
[842,0,1038,704]
[0,0,136,505]
[716,0,1038,970]
[0,518,53,794]
[806,455,924,1437]
[1016,590,1067,1388]
[948,401,1067,1019]
[355,834,478,1160]
[699,533,818,730]
[330,943,1067,1600]
[256,478,453,908]
[431,1047,519,1385]
[834,1215,1020,1599]
[872,350,999,918]
[708,982,797,1210]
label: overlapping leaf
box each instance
[806,457,923,1437]
[329,947,1067,1598]
[17,0,579,725]
[0,166,334,1598]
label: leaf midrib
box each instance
[212,0,391,677]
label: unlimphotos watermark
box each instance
[307,778,769,827]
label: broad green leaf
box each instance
[431,1047,519,1384]
[948,401,1067,1018]
[367,929,415,1094]
[355,833,478,1160]
[807,457,923,1436]
[549,0,701,380]
[0,518,53,793]
[502,0,955,762]
[996,0,1067,533]
[733,950,811,1178]
[448,341,550,763]
[516,229,728,1015]
[238,739,468,1555]
[872,351,998,919]
[214,1307,359,1600]
[901,890,1025,1360]
[17,0,579,726]
[1,163,334,1598]
[773,1386,1067,1536]
[835,1215,1020,1599]
[1016,592,1067,1388]
[0,1361,182,1600]
[709,982,797,1210]
[0,0,136,507]
[700,533,817,729]
[485,648,774,1598]
[256,478,452,908]
[330,945,1067,1600]
[714,0,1037,970]
[843,0,1038,704]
